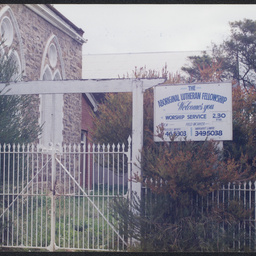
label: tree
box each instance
[180,19,256,174]
[181,51,227,83]
[91,92,132,146]
[212,19,256,87]
[182,19,256,88]
[223,85,256,175]
[0,41,42,144]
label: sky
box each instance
[54,4,256,55]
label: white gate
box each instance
[0,137,131,251]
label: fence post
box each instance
[48,145,56,251]
[127,136,132,202]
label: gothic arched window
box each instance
[39,35,65,149]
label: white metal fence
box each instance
[2,138,256,252]
[0,138,131,251]
[143,181,256,251]
[201,181,256,251]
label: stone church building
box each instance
[0,4,96,149]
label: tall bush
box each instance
[0,41,42,144]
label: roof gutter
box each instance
[25,4,87,45]
[85,93,98,112]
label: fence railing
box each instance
[142,181,256,251]
[2,140,256,251]
[201,181,256,251]
[0,139,132,251]
[0,143,52,249]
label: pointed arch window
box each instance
[0,6,26,77]
[0,16,13,47]
[39,36,65,149]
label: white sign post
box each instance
[154,82,232,142]
[0,78,165,201]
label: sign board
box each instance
[154,82,232,142]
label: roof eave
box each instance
[25,4,87,45]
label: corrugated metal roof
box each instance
[82,51,207,79]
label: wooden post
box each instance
[131,80,144,201]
